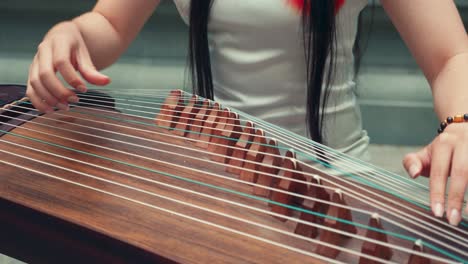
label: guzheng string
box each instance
[75,91,468,214]
[46,95,463,215]
[0,136,445,261]
[8,99,468,237]
[0,141,448,263]
[7,103,468,245]
[0,138,461,263]
[0,115,432,227]
[73,91,454,220]
[1,91,466,262]
[0,92,438,209]
[0,107,468,262]
[67,90,464,225]
[51,96,431,197]
[0,140,460,263]
[12,99,433,207]
[74,91,431,191]
[2,105,458,240]
[0,160,350,264]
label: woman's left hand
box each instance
[403,122,468,226]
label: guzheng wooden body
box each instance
[0,85,466,263]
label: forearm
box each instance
[382,0,468,121]
[431,52,468,120]
[381,0,467,83]
[68,0,160,70]
[71,12,126,70]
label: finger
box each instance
[38,42,76,105]
[75,45,110,86]
[429,133,454,218]
[53,40,87,92]
[29,54,59,107]
[26,82,53,113]
[447,142,468,225]
[403,146,431,178]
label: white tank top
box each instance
[172,0,369,158]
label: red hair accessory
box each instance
[288,0,345,14]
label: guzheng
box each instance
[0,84,466,263]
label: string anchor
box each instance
[172,95,200,137]
[315,189,357,259]
[270,150,308,221]
[407,239,430,264]
[210,111,242,163]
[187,99,212,141]
[253,138,282,197]
[359,213,393,264]
[195,102,222,148]
[226,121,255,174]
[294,175,330,238]
[155,89,184,129]
[239,129,267,184]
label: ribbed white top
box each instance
[173,0,369,158]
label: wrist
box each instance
[437,114,468,134]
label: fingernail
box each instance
[433,202,444,217]
[449,209,460,226]
[56,103,69,111]
[77,85,87,93]
[67,96,79,104]
[408,164,419,178]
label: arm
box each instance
[381,0,468,225]
[381,0,468,119]
[27,0,161,112]
[73,0,162,69]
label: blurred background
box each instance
[1,0,467,145]
[0,1,467,263]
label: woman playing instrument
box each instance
[25,0,468,226]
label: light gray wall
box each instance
[1,0,467,145]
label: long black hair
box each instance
[189,0,337,143]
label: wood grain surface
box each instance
[0,103,465,263]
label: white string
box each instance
[74,90,433,195]
[1,109,466,254]
[5,107,427,212]
[78,90,433,188]
[0,111,341,193]
[0,108,436,215]
[71,92,466,217]
[4,105,468,248]
[0,152,396,264]
[5,104,466,244]
[59,99,433,206]
[0,138,453,262]
[76,94,436,212]
[47,102,468,241]
[74,93,432,194]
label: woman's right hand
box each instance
[26,21,110,113]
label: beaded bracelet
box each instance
[438,114,468,134]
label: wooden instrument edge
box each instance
[0,197,175,264]
[0,87,465,263]
[0,90,325,264]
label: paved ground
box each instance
[0,144,436,264]
[368,144,420,175]
[0,255,23,264]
